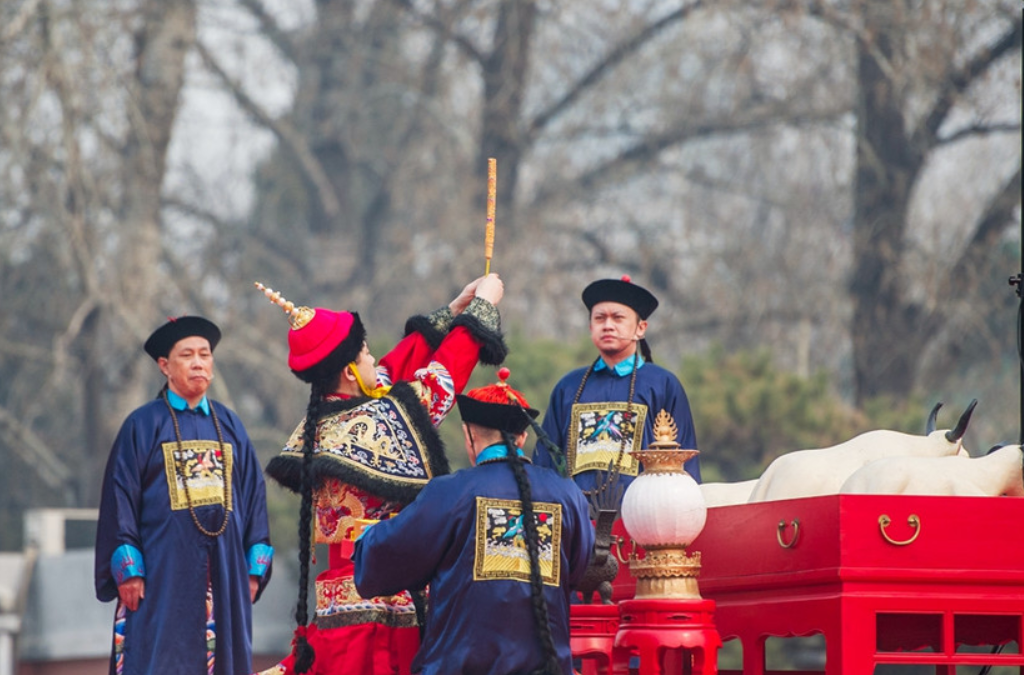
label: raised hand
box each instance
[474,273,504,306]
[448,277,482,316]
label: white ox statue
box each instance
[839,443,1024,497]
[699,479,758,507]
[746,400,977,503]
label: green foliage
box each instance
[436,330,595,472]
[491,330,595,416]
[678,346,930,483]
[859,394,933,435]
[678,346,861,481]
[265,484,301,561]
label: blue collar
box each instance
[594,353,644,377]
[166,389,211,415]
[476,443,525,465]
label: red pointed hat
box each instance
[457,367,539,434]
[144,316,221,360]
[582,274,658,319]
[287,308,365,372]
[255,282,366,373]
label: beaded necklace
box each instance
[163,390,231,537]
[569,353,639,497]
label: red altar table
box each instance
[687,494,1024,674]
[615,598,722,675]
[578,522,721,675]
[571,603,627,675]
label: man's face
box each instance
[158,336,214,403]
[589,301,646,360]
[354,342,378,389]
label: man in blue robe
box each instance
[94,316,274,675]
[352,370,594,675]
[533,276,700,498]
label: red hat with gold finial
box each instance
[457,367,539,434]
[255,282,366,374]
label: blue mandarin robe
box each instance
[95,396,272,675]
[533,359,700,493]
[352,456,595,675]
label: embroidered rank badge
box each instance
[284,397,435,484]
[474,497,562,587]
[567,402,649,477]
[162,440,234,511]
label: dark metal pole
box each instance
[1019,9,1024,446]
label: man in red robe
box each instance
[256,274,507,675]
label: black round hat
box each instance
[456,395,539,435]
[456,368,539,435]
[581,275,658,319]
[143,316,222,361]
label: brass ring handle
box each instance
[612,535,631,564]
[879,514,921,546]
[776,519,800,548]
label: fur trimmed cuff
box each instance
[453,298,508,365]
[404,307,453,350]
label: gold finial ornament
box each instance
[636,410,698,474]
[651,409,679,448]
[254,281,316,330]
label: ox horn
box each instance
[944,399,978,443]
[926,402,942,434]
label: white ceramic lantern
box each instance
[620,410,707,599]
[621,461,706,546]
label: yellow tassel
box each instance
[348,362,391,399]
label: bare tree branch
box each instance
[791,0,900,84]
[236,0,296,63]
[0,405,72,489]
[162,194,233,230]
[916,17,1023,150]
[45,296,100,395]
[937,122,1021,147]
[162,194,310,276]
[942,166,1023,301]
[195,40,341,217]
[532,104,846,210]
[529,2,704,140]
[46,26,101,301]
[1,0,42,43]
[389,0,485,64]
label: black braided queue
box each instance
[528,414,568,478]
[163,389,231,537]
[568,353,638,497]
[502,431,561,675]
[292,382,326,674]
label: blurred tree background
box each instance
[0,0,1019,554]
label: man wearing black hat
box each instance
[94,316,274,675]
[352,369,594,675]
[533,276,700,499]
